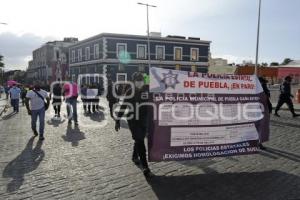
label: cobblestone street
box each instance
[0,98,299,200]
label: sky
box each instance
[0,0,299,70]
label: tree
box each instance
[282,58,293,65]
[0,54,4,68]
[270,62,279,66]
[0,55,4,84]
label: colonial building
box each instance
[68,33,211,83]
[27,37,78,84]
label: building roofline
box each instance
[70,32,211,47]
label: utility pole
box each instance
[137,2,157,69]
[255,0,262,75]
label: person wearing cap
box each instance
[25,84,50,140]
[8,84,21,113]
[275,76,299,117]
[115,72,153,178]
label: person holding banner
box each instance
[114,72,153,178]
[259,77,272,114]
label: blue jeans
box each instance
[11,99,19,112]
[66,98,78,122]
[31,107,45,135]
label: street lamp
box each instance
[255,0,262,75]
[137,2,157,69]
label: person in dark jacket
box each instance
[106,76,118,118]
[274,76,299,117]
[259,77,272,114]
[81,85,88,113]
[258,77,272,150]
[115,72,153,178]
[50,83,63,118]
[21,86,28,106]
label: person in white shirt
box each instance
[25,84,50,140]
[8,84,21,113]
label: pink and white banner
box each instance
[148,67,270,161]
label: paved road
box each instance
[0,97,299,200]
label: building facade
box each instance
[27,38,78,84]
[68,33,211,83]
[210,58,228,67]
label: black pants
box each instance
[22,97,26,106]
[53,105,61,115]
[267,98,272,114]
[53,100,62,116]
[275,95,295,115]
[128,120,148,169]
[108,101,117,118]
[82,99,87,112]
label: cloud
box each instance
[0,32,56,70]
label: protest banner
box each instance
[148,67,270,161]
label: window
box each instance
[117,43,127,58]
[71,50,75,62]
[174,47,182,60]
[78,49,82,62]
[138,64,145,72]
[72,74,76,82]
[117,73,127,82]
[190,48,199,61]
[156,45,165,60]
[94,44,99,59]
[56,51,60,60]
[137,44,147,59]
[85,47,90,60]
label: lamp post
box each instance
[137,2,157,69]
[255,0,262,75]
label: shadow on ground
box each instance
[62,125,86,147]
[2,137,44,192]
[147,170,300,200]
[47,118,66,127]
[264,147,300,163]
[87,111,106,122]
[1,111,17,121]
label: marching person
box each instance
[63,79,79,125]
[259,77,272,114]
[0,85,4,98]
[258,77,272,150]
[274,76,300,117]
[115,72,153,178]
[5,86,10,99]
[50,82,63,119]
[106,75,118,118]
[8,84,21,113]
[25,84,50,140]
[21,85,28,106]
[81,85,88,113]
